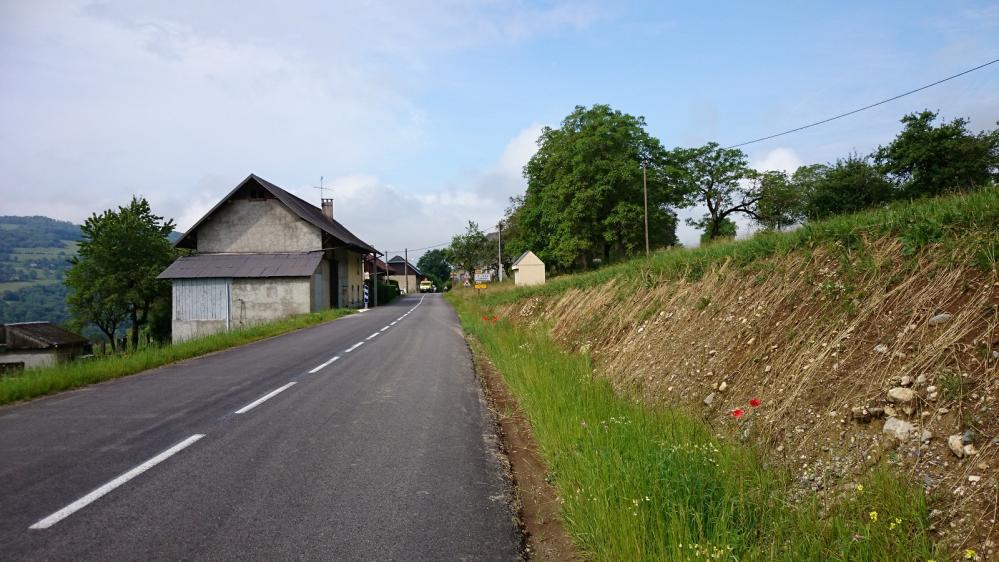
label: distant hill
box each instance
[0,216,80,324]
[0,216,181,325]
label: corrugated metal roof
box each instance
[173,174,377,254]
[1,322,89,349]
[157,252,324,279]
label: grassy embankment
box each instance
[447,189,999,559]
[0,308,353,406]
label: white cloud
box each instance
[751,147,803,173]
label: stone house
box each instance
[0,322,90,371]
[511,251,545,286]
[158,174,377,342]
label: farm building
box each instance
[158,174,377,342]
[0,322,90,371]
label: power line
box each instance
[381,241,450,256]
[725,58,999,149]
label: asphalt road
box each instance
[0,294,521,561]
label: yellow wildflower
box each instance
[856,484,864,492]
[964,548,977,559]
[868,511,878,522]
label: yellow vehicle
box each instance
[419,279,434,293]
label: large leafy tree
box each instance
[801,155,894,219]
[670,142,759,240]
[521,104,683,270]
[753,170,805,231]
[875,110,999,199]
[416,248,452,289]
[66,197,179,350]
[448,221,492,277]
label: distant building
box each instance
[511,251,545,286]
[0,322,90,371]
[386,255,423,294]
[158,174,378,342]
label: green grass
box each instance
[486,187,999,306]
[0,308,353,405]
[452,297,939,560]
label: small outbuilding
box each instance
[511,251,545,287]
[0,322,90,371]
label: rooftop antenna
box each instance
[313,176,330,201]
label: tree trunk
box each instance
[129,310,139,351]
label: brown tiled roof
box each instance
[157,252,324,279]
[1,322,88,350]
[174,174,377,254]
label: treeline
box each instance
[492,106,998,273]
[0,216,80,253]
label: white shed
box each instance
[511,251,545,286]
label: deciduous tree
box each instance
[875,110,999,199]
[66,197,179,350]
[671,142,758,240]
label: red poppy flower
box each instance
[482,316,489,321]
[749,398,761,408]
[731,408,745,418]
[492,316,498,322]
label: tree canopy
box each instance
[671,142,759,240]
[518,104,683,270]
[448,221,492,276]
[875,110,999,199]
[416,248,452,289]
[65,197,179,349]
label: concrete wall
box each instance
[333,249,365,307]
[311,259,331,312]
[231,278,311,329]
[173,277,312,342]
[196,199,321,253]
[513,264,545,286]
[1,350,57,369]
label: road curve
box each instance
[0,294,521,560]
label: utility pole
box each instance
[372,250,378,308]
[497,221,503,282]
[404,247,409,295]
[642,162,650,256]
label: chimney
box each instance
[321,198,334,219]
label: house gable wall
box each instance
[197,199,321,253]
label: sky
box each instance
[1,1,997,260]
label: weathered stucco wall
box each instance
[173,319,228,343]
[230,277,311,328]
[514,264,546,286]
[333,249,365,307]
[197,199,321,253]
[0,349,61,369]
[388,274,420,294]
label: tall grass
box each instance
[486,187,999,306]
[454,299,939,560]
[0,308,353,405]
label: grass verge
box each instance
[451,295,940,561]
[0,308,353,406]
[485,187,999,306]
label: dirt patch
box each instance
[493,239,999,558]
[468,336,583,561]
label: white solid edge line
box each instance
[29,434,206,530]
[345,342,364,353]
[308,356,340,374]
[234,382,297,414]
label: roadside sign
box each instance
[474,273,491,282]
[474,283,488,289]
